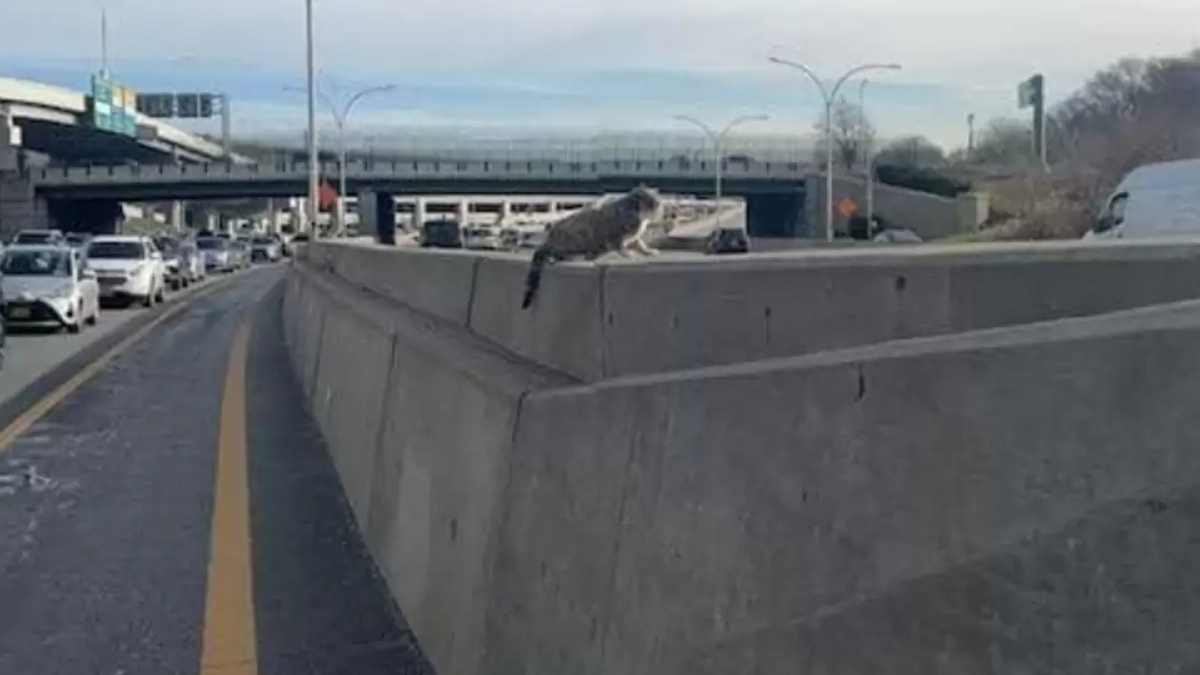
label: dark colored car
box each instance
[153,236,189,290]
[65,232,92,250]
[420,220,463,249]
[704,227,751,255]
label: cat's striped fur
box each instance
[521,186,664,309]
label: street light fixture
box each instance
[286,83,396,234]
[768,56,901,241]
[672,114,768,228]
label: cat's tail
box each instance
[521,247,553,309]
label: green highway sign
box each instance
[89,73,138,137]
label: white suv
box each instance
[84,235,167,307]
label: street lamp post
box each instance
[304,0,319,237]
[287,84,396,235]
[768,56,901,241]
[858,79,876,231]
[324,86,395,235]
[672,114,769,228]
[99,5,109,76]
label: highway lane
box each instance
[0,275,229,407]
[0,266,431,674]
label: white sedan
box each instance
[84,235,167,307]
[1,245,101,332]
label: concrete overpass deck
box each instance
[0,75,250,164]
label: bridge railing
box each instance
[31,157,812,186]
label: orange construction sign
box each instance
[318,181,338,210]
[837,197,858,218]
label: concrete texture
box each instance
[492,297,1200,675]
[282,261,570,675]
[805,173,989,239]
[306,238,1200,381]
[282,240,1200,675]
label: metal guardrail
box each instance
[30,157,813,186]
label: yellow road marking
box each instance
[200,320,258,675]
[0,279,230,454]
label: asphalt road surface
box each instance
[0,265,432,675]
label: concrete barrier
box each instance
[283,241,1200,675]
[282,261,572,675]
[490,298,1200,675]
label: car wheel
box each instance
[67,304,82,333]
[87,304,100,325]
[156,284,167,303]
[142,291,154,307]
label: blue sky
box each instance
[2,0,1198,148]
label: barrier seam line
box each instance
[464,257,481,330]
[597,263,610,379]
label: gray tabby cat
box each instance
[521,186,664,309]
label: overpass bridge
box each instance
[21,157,812,236]
[0,75,249,165]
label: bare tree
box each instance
[971,118,1033,166]
[812,97,875,171]
[874,135,946,168]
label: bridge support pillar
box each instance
[456,200,470,226]
[358,188,396,245]
[413,198,427,229]
[500,200,512,220]
[745,189,807,238]
[0,114,21,173]
[0,176,50,238]
[169,201,185,231]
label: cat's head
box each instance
[629,184,664,218]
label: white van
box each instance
[1087,158,1200,240]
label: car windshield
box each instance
[155,239,180,253]
[86,241,146,259]
[14,232,55,245]
[252,237,274,245]
[196,238,225,250]
[2,249,70,276]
